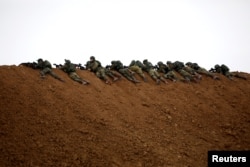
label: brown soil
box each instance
[0,65,250,167]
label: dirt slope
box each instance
[0,65,250,167]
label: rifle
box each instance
[209,68,216,73]
[53,64,63,68]
[19,62,38,69]
[153,65,159,71]
[233,73,247,80]
[105,65,111,69]
[74,63,86,70]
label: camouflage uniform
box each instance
[157,61,179,82]
[61,59,89,84]
[37,59,64,82]
[214,64,246,80]
[104,66,122,81]
[143,59,167,84]
[183,65,202,79]
[86,56,111,84]
[110,60,140,83]
[129,60,147,81]
[187,62,219,80]
[169,61,199,82]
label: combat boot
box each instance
[82,79,90,85]
[160,77,168,84]
[213,75,220,80]
[105,80,112,85]
[156,79,160,85]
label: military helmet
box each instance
[143,59,148,63]
[185,62,192,66]
[215,64,220,68]
[157,61,163,65]
[166,61,172,64]
[90,56,95,60]
[37,58,43,62]
[111,60,116,64]
[64,59,71,63]
[193,63,198,66]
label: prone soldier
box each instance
[110,60,140,83]
[143,59,167,84]
[60,59,89,85]
[167,61,200,83]
[212,64,246,80]
[129,60,147,82]
[86,56,111,84]
[37,58,64,82]
[186,62,219,80]
[157,61,179,82]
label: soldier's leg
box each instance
[164,71,178,82]
[120,69,140,83]
[105,69,117,81]
[111,71,122,80]
[126,69,140,83]
[49,71,64,82]
[148,69,160,84]
[40,67,51,77]
[225,72,233,80]
[232,72,247,80]
[184,67,202,79]
[197,68,212,77]
[183,66,194,74]
[119,69,132,81]
[131,66,146,81]
[154,71,167,84]
[69,72,89,84]
[178,69,193,82]
[97,69,111,84]
[137,69,147,82]
[69,72,82,83]
[106,71,116,81]
[197,68,219,80]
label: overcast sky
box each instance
[0,0,250,72]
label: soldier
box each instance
[182,63,202,80]
[86,56,111,84]
[142,59,167,84]
[157,61,179,82]
[167,61,200,83]
[37,58,64,82]
[105,65,122,81]
[186,62,219,80]
[60,59,89,85]
[129,60,147,82]
[110,60,140,83]
[213,64,246,80]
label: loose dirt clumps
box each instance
[0,65,250,167]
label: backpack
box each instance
[162,64,170,73]
[44,60,52,68]
[174,61,184,71]
[221,64,229,74]
[135,60,144,68]
[192,63,200,70]
[116,61,124,70]
[67,63,76,73]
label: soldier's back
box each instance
[44,60,52,68]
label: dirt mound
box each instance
[0,65,250,167]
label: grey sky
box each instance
[1,0,250,72]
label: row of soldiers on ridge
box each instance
[20,56,247,85]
